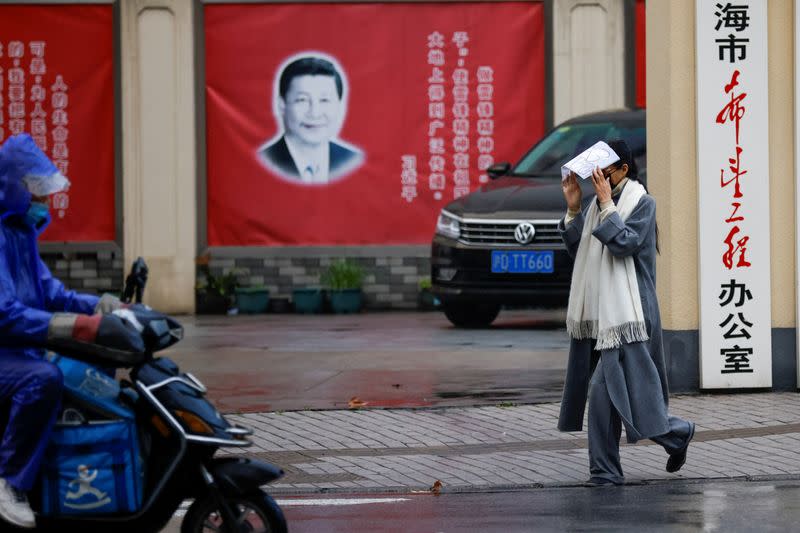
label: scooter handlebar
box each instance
[123,305,184,353]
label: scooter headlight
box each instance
[175,409,214,435]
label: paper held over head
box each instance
[561,141,620,180]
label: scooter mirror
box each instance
[142,317,183,353]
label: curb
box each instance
[265,473,800,497]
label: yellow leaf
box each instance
[348,396,368,409]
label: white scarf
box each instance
[566,179,649,350]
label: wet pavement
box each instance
[164,479,800,532]
[150,310,800,532]
[162,310,570,413]
[279,480,800,532]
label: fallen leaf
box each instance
[430,480,443,495]
[348,396,368,409]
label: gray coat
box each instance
[557,188,671,443]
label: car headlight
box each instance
[436,211,461,239]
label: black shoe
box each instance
[666,422,696,473]
[584,477,623,487]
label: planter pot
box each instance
[329,289,363,314]
[196,291,230,315]
[417,288,441,311]
[235,287,270,314]
[292,288,323,314]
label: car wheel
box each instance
[443,302,501,328]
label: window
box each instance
[512,122,646,182]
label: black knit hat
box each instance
[607,139,638,178]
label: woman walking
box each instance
[558,140,695,486]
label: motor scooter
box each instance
[28,310,287,533]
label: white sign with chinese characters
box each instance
[696,0,772,388]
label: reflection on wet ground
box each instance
[280,480,800,533]
[162,310,570,413]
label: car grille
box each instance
[459,219,561,247]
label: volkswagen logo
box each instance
[514,222,536,244]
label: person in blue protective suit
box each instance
[0,134,144,529]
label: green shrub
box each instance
[418,277,432,291]
[197,265,239,297]
[321,259,365,290]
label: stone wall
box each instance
[39,249,430,310]
[40,250,125,295]
[204,254,431,310]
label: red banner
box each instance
[0,5,115,242]
[636,0,646,108]
[205,2,545,246]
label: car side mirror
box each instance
[487,162,511,179]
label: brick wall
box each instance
[40,250,125,295]
[39,249,428,310]
[204,254,431,310]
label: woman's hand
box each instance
[591,166,612,204]
[562,172,582,211]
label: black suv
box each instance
[431,109,646,327]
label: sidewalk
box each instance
[223,392,800,494]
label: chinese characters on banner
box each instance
[404,31,496,204]
[1,42,71,220]
[204,3,545,246]
[696,1,771,388]
[0,5,115,242]
[451,32,471,200]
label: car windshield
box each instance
[511,121,646,178]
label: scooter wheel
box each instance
[181,490,287,533]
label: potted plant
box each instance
[235,285,270,314]
[292,287,323,314]
[417,276,440,311]
[196,266,238,314]
[321,259,365,314]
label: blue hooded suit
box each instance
[0,134,99,491]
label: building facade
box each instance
[11,0,797,392]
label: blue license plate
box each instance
[491,251,554,273]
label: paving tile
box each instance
[226,392,800,494]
